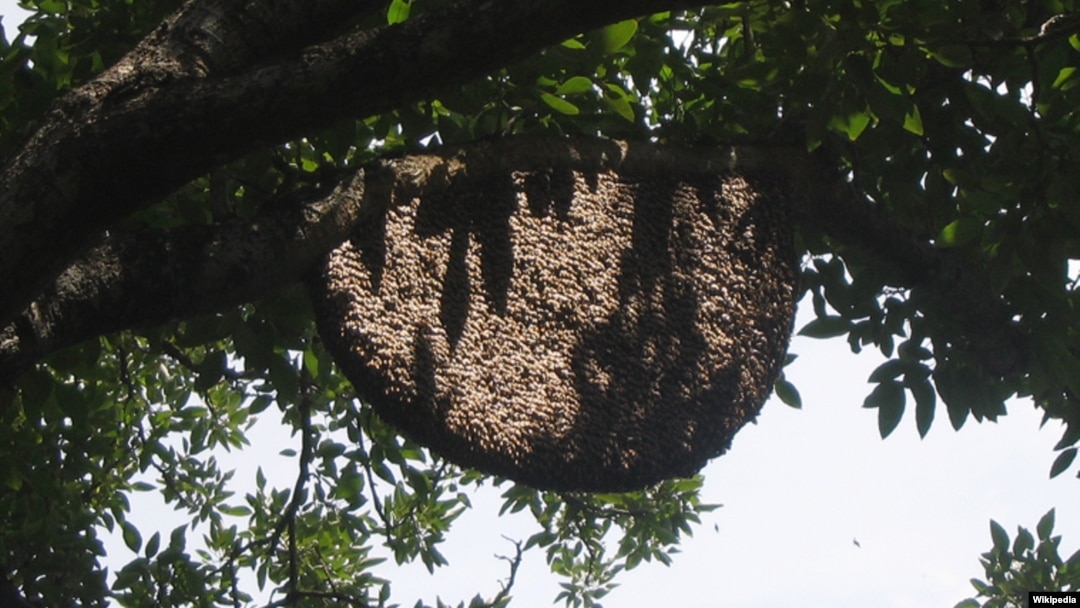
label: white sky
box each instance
[2,2,1077,606]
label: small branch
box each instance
[359,435,393,540]
[213,376,316,589]
[952,13,1080,49]
[228,546,242,608]
[561,493,653,520]
[312,546,340,597]
[280,383,315,579]
[490,537,524,606]
[151,459,201,514]
[159,340,251,385]
[287,515,299,600]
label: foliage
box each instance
[956,510,1080,608]
[1,0,1079,606]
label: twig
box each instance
[490,537,524,606]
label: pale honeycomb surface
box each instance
[313,166,796,491]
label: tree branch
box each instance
[0,169,366,376]
[490,537,524,607]
[146,0,383,77]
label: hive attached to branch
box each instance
[312,140,797,492]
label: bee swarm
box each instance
[312,154,796,492]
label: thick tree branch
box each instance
[102,0,381,83]
[0,0,381,326]
[0,0,701,327]
[0,169,362,377]
[150,0,382,76]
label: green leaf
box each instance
[911,379,936,438]
[834,111,872,141]
[112,568,140,591]
[221,505,252,517]
[864,381,905,438]
[144,532,160,559]
[937,218,983,247]
[1037,509,1055,541]
[1049,448,1077,479]
[34,0,66,13]
[964,81,1029,127]
[169,525,187,551]
[1052,67,1077,90]
[386,0,410,24]
[1012,527,1034,555]
[374,462,395,483]
[774,377,802,408]
[990,520,1009,554]
[194,349,226,392]
[555,76,593,95]
[599,19,638,54]
[318,440,346,459]
[934,364,1001,430]
[898,340,933,361]
[303,348,320,377]
[798,316,852,338]
[868,360,907,382]
[604,94,635,122]
[1065,547,1080,570]
[122,521,142,553]
[249,395,273,415]
[930,44,972,68]
[540,92,580,115]
[903,104,924,136]
[335,470,365,503]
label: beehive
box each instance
[312,145,797,492]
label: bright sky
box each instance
[2,3,1077,607]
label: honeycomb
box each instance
[312,143,796,491]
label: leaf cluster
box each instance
[498,477,716,608]
[956,510,1080,608]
